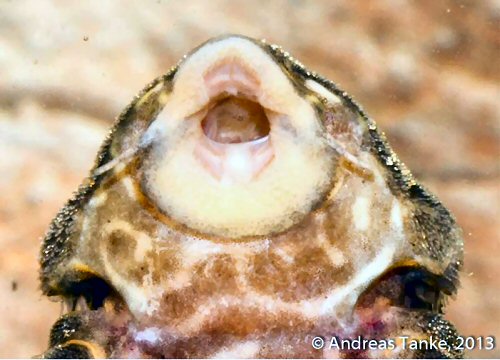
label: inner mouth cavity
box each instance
[201,97,270,144]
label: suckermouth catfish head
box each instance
[39,35,464,359]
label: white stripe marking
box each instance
[175,243,395,334]
[390,200,404,232]
[352,196,370,231]
[305,79,342,105]
[212,340,261,358]
[319,242,395,315]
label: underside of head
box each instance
[139,35,336,238]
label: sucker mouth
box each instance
[193,61,276,183]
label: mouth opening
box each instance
[201,96,271,144]
[193,61,276,183]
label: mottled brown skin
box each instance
[39,35,463,358]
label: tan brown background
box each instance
[0,0,498,358]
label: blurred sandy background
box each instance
[0,0,498,358]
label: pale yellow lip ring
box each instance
[193,60,276,183]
